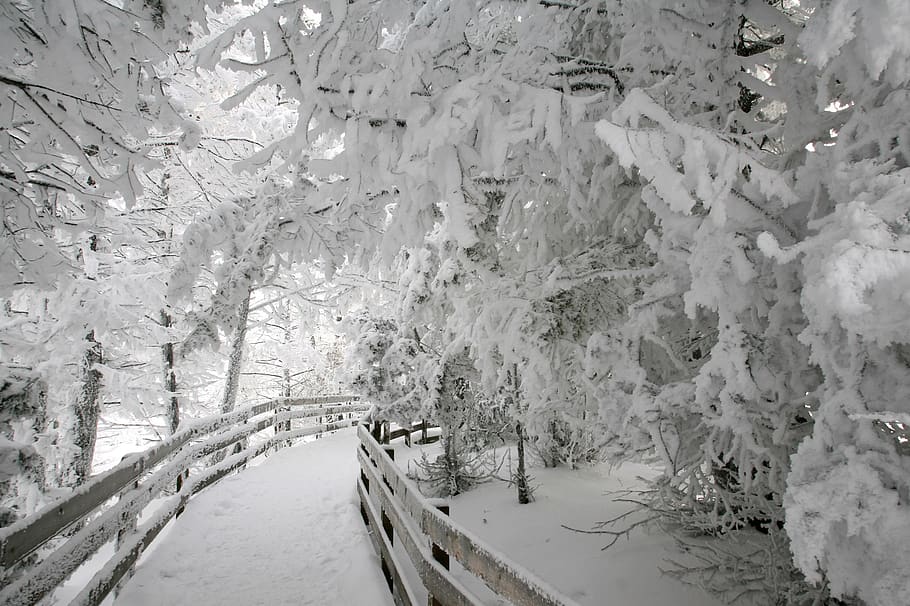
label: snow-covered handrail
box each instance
[0,395,366,606]
[357,420,580,606]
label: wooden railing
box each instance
[0,395,367,606]
[357,418,579,606]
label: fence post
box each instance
[175,468,190,517]
[274,401,291,449]
[382,447,395,492]
[380,443,396,591]
[428,503,451,606]
[359,468,370,525]
[381,507,394,547]
[114,460,140,597]
[379,503,394,591]
[379,547,394,592]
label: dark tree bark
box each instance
[221,288,251,415]
[211,286,252,463]
[71,330,103,486]
[161,310,180,434]
[511,366,532,504]
[65,234,104,486]
[516,421,531,504]
[0,375,47,527]
[278,311,292,436]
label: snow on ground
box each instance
[114,428,392,606]
[392,440,726,606]
[111,425,725,606]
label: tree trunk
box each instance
[278,311,291,437]
[516,421,531,504]
[71,331,103,486]
[510,365,531,503]
[0,376,48,527]
[212,287,251,464]
[221,288,251,415]
[161,310,190,504]
[161,311,180,434]
[443,428,460,497]
[67,234,104,487]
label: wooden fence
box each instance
[0,395,367,606]
[357,418,579,606]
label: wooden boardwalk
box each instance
[114,429,392,606]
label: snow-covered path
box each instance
[114,428,393,606]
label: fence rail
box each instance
[0,395,366,606]
[356,418,579,606]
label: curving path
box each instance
[114,428,393,606]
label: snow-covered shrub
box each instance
[0,371,47,525]
[761,163,910,606]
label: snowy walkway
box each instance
[114,428,393,606]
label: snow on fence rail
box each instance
[0,395,367,606]
[357,419,580,606]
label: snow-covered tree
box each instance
[0,0,232,291]
[4,1,908,602]
[1,0,239,508]
[758,3,910,603]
